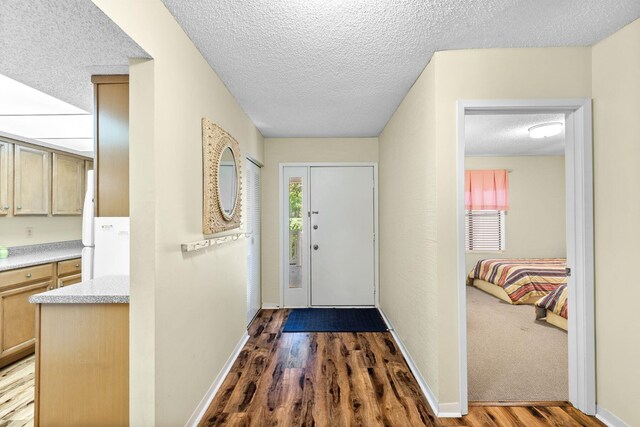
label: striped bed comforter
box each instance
[535,284,568,320]
[467,258,567,304]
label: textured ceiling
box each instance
[162,0,640,137]
[0,0,149,113]
[465,113,565,157]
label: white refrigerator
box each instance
[81,170,130,281]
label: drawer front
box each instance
[0,264,54,289]
[57,258,82,277]
[58,273,82,288]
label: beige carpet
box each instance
[467,285,568,402]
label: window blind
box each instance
[465,210,505,251]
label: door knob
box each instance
[313,244,319,250]
[313,225,318,230]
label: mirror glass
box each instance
[218,147,238,217]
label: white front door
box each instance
[310,166,375,306]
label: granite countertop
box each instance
[0,240,83,272]
[29,275,129,304]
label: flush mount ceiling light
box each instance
[528,122,563,139]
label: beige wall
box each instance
[380,47,591,409]
[0,216,81,247]
[592,19,640,427]
[379,63,440,395]
[92,1,264,425]
[464,156,566,273]
[436,47,590,406]
[128,57,156,426]
[261,137,378,305]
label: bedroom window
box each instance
[465,210,506,251]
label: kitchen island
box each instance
[29,275,129,427]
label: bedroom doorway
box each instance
[456,100,595,415]
[464,114,569,403]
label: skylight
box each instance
[0,74,93,155]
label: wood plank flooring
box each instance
[0,355,35,427]
[200,309,604,427]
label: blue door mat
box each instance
[282,308,388,333]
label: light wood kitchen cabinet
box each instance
[14,145,50,216]
[56,258,82,288]
[52,153,85,215]
[0,264,54,368]
[0,141,12,216]
[57,258,81,277]
[93,75,129,217]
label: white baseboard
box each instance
[438,404,462,417]
[596,405,630,427]
[378,309,461,418]
[186,332,250,426]
[262,303,280,309]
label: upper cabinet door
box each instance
[0,141,12,216]
[52,153,85,216]
[93,77,129,217]
[14,145,50,216]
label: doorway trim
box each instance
[246,156,262,327]
[456,99,595,415]
[279,162,379,308]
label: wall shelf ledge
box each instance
[181,233,249,253]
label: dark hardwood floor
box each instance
[199,309,603,427]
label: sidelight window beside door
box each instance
[289,177,303,288]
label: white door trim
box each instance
[456,99,595,415]
[246,158,262,327]
[279,162,379,308]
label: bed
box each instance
[535,284,568,331]
[467,258,567,305]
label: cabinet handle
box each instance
[26,273,32,278]
[75,264,80,268]
[3,206,8,209]
[16,206,22,210]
